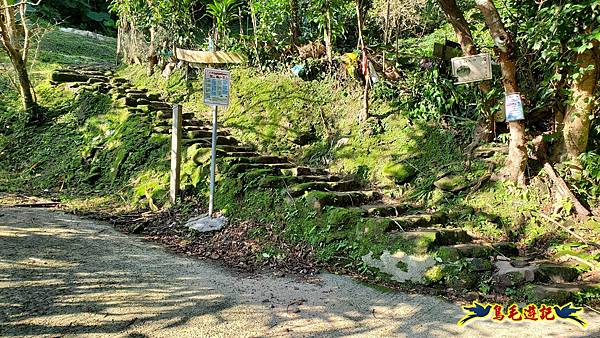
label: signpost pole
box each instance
[208,104,218,217]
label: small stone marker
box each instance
[185,214,228,232]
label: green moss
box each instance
[383,162,416,184]
[423,265,444,284]
[436,246,461,262]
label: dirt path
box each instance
[0,207,598,337]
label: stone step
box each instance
[220,151,260,158]
[437,243,496,262]
[87,77,108,84]
[51,71,90,83]
[398,228,473,252]
[257,174,342,188]
[223,155,291,165]
[304,191,382,210]
[153,120,207,128]
[125,88,148,93]
[183,137,239,146]
[287,180,359,197]
[153,126,226,136]
[492,259,581,290]
[214,144,255,153]
[386,212,447,231]
[226,163,295,176]
[360,203,413,217]
[185,129,230,139]
[126,92,149,100]
[282,166,329,177]
[528,282,599,304]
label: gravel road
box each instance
[1,207,598,337]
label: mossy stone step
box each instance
[183,137,239,146]
[401,229,472,251]
[185,129,230,139]
[537,262,581,283]
[304,191,382,210]
[527,282,600,304]
[257,174,341,188]
[220,151,260,158]
[387,211,447,231]
[154,126,225,136]
[491,242,519,257]
[226,163,295,176]
[288,180,359,197]
[361,203,413,217]
[125,87,148,93]
[282,166,329,176]
[86,77,107,84]
[192,149,254,165]
[214,144,255,152]
[126,92,149,100]
[436,243,495,262]
[224,155,291,165]
[51,71,90,83]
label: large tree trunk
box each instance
[438,0,494,144]
[476,0,527,185]
[556,43,599,165]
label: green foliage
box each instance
[207,0,241,48]
[508,0,600,120]
[109,0,199,47]
[570,151,600,205]
[36,0,116,34]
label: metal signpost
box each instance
[203,68,231,217]
[184,68,230,232]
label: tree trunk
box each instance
[556,43,599,165]
[289,0,300,47]
[438,0,494,144]
[476,0,527,185]
[147,26,157,76]
[249,0,261,65]
[356,0,369,123]
[324,0,333,63]
[0,1,39,121]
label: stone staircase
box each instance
[50,66,598,304]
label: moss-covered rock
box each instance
[436,246,461,262]
[355,218,395,239]
[434,174,469,192]
[537,263,580,283]
[383,162,416,184]
[423,265,445,284]
[446,269,478,290]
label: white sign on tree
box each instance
[203,68,231,107]
[505,93,525,122]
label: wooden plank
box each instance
[175,48,246,64]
